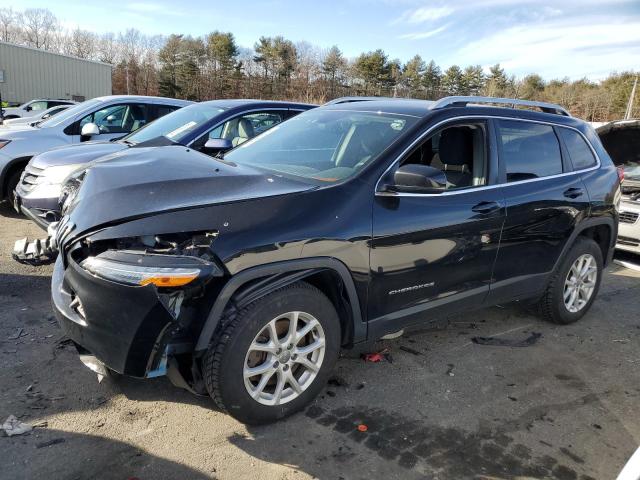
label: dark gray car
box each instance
[15,100,314,229]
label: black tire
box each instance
[537,237,603,324]
[5,168,22,208]
[202,281,341,424]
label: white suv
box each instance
[0,95,192,206]
[1,99,76,123]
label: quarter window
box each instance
[558,128,597,170]
[497,120,563,182]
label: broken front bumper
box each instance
[51,255,180,378]
[12,222,60,266]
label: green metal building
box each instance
[0,41,112,105]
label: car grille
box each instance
[618,236,640,247]
[19,164,44,192]
[619,211,639,224]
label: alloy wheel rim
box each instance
[243,311,325,406]
[563,254,597,313]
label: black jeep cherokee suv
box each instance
[51,96,620,424]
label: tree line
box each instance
[1,7,637,121]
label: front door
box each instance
[368,119,505,336]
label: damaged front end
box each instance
[52,229,224,393]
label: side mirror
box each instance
[24,105,32,112]
[81,122,100,137]
[203,138,233,153]
[387,164,447,194]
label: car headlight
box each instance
[0,139,11,149]
[80,250,221,287]
[41,164,82,184]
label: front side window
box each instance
[224,109,418,184]
[497,120,562,182]
[125,103,225,145]
[401,122,487,190]
[80,104,149,134]
[202,111,287,147]
[558,128,597,170]
[40,99,102,128]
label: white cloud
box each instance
[455,19,640,79]
[393,5,454,25]
[399,24,449,40]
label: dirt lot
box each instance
[1,203,639,480]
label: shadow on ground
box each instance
[1,429,213,480]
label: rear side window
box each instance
[558,128,597,170]
[497,120,563,182]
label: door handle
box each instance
[563,187,583,199]
[471,201,502,214]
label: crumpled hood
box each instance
[66,145,315,236]
[31,142,127,168]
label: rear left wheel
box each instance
[538,237,603,324]
[202,282,341,424]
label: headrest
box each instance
[439,128,473,166]
[237,118,255,138]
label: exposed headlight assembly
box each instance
[81,250,222,288]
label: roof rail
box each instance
[432,96,571,116]
[323,96,398,106]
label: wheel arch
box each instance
[554,217,616,271]
[194,257,366,353]
[0,156,31,198]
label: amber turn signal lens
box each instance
[139,274,199,287]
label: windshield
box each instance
[224,109,418,183]
[39,99,102,128]
[124,103,225,145]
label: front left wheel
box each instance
[202,282,341,424]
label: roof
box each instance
[93,95,193,106]
[199,99,317,109]
[321,96,583,127]
[0,40,113,68]
[323,99,435,117]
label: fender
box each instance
[194,257,366,353]
[553,216,616,271]
[0,155,31,198]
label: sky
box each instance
[4,0,640,80]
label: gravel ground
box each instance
[1,203,639,480]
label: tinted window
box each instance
[498,120,562,182]
[155,104,181,119]
[558,128,597,170]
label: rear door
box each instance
[486,119,591,304]
[368,119,506,334]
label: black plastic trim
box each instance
[194,257,366,352]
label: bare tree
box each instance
[21,8,58,49]
[0,7,20,43]
[96,32,120,64]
